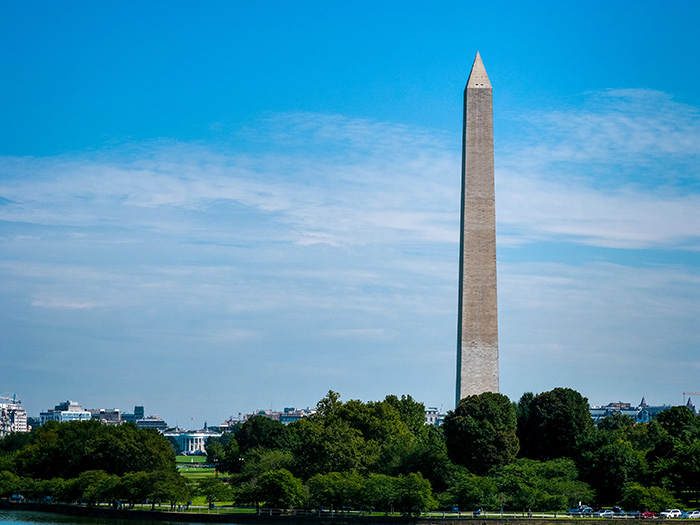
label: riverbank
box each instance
[0,501,666,525]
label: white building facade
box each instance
[164,431,222,455]
[0,401,28,436]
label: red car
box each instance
[642,511,658,519]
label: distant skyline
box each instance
[1,2,699,427]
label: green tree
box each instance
[236,416,290,454]
[597,413,635,432]
[217,438,243,475]
[649,438,700,503]
[619,484,680,512]
[443,392,519,475]
[159,471,190,509]
[0,431,34,472]
[520,388,593,461]
[116,471,153,508]
[241,448,294,482]
[253,468,305,509]
[77,470,119,505]
[655,406,700,442]
[384,395,426,436]
[197,477,232,508]
[0,470,23,497]
[399,425,455,492]
[444,470,499,510]
[394,472,437,516]
[359,473,399,512]
[289,417,376,479]
[515,392,535,446]
[15,420,175,480]
[308,471,364,509]
[315,390,341,417]
[205,430,238,469]
[492,458,594,511]
[577,430,643,504]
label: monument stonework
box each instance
[456,52,499,404]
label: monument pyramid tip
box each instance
[467,52,491,89]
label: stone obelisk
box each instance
[456,52,499,405]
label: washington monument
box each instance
[456,52,499,404]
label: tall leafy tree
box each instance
[619,484,680,511]
[15,420,175,479]
[577,430,643,504]
[217,438,243,475]
[308,471,364,509]
[384,394,426,436]
[236,415,290,454]
[253,469,305,509]
[360,473,399,512]
[655,406,700,443]
[492,458,594,511]
[520,387,593,461]
[394,472,437,516]
[197,477,232,508]
[443,392,519,475]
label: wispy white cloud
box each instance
[1,98,699,418]
[497,89,700,249]
[31,298,98,310]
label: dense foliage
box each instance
[0,421,188,508]
[3,389,700,513]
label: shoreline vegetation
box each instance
[3,501,692,524]
[2,390,700,518]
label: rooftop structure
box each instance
[590,397,683,425]
[136,414,168,432]
[40,400,91,425]
[244,407,316,425]
[88,408,122,425]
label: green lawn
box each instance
[176,455,207,464]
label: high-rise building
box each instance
[456,52,499,404]
[0,395,27,435]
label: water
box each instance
[0,509,188,525]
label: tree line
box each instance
[0,420,188,509]
[205,389,700,513]
[1,389,700,515]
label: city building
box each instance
[425,407,445,427]
[0,395,28,436]
[456,52,499,404]
[590,397,679,425]
[122,405,145,423]
[40,400,91,424]
[88,408,122,425]
[136,414,168,432]
[217,414,244,432]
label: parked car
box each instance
[682,511,700,519]
[567,506,594,517]
[642,511,658,519]
[613,507,627,516]
[661,510,684,519]
[599,509,615,518]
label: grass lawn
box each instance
[179,468,218,480]
[176,455,207,464]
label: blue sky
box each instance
[1,2,699,427]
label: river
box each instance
[0,509,191,525]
